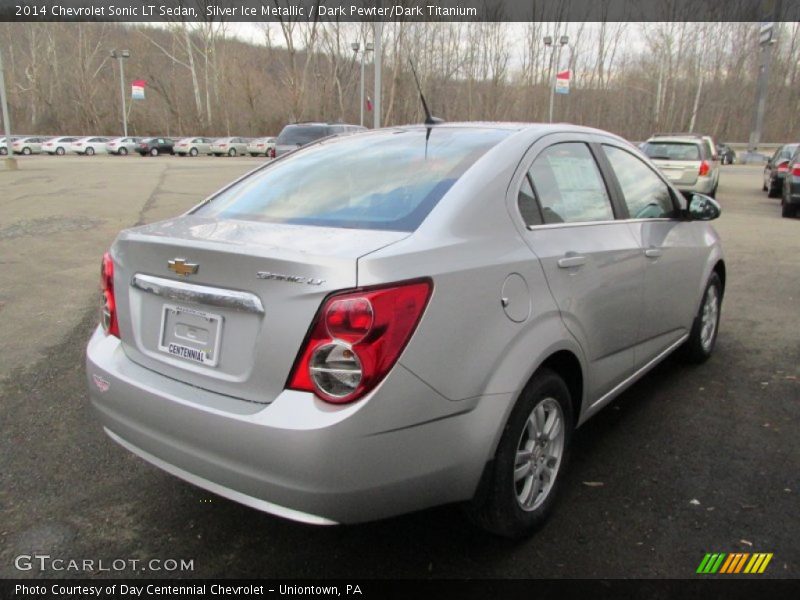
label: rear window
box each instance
[277,125,332,146]
[194,127,511,232]
[643,142,701,161]
[777,145,798,160]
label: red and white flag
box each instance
[366,96,373,112]
[132,80,146,100]
[555,70,570,95]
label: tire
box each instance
[150,148,159,156]
[465,368,573,538]
[56,147,65,156]
[85,147,95,156]
[22,147,32,155]
[762,174,768,192]
[679,272,722,364]
[708,182,718,199]
[767,179,780,198]
[0,147,6,155]
[118,147,128,156]
[250,153,258,157]
[782,200,796,218]
[190,147,198,157]
[228,148,237,157]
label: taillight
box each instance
[287,280,432,404]
[219,144,227,147]
[699,161,710,176]
[100,252,120,338]
[792,163,800,177]
[777,163,789,173]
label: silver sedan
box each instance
[210,137,249,157]
[86,123,725,537]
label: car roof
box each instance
[646,135,704,145]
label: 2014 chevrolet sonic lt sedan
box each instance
[86,123,725,537]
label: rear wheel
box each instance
[118,147,128,156]
[190,147,198,157]
[228,148,237,157]
[782,199,796,218]
[679,272,722,364]
[22,147,32,155]
[85,147,95,156]
[150,148,159,156]
[466,368,573,538]
[767,178,780,198]
[56,147,65,156]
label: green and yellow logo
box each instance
[697,553,773,574]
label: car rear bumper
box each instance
[86,327,506,524]
[676,175,715,195]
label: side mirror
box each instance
[688,194,721,221]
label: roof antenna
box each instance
[408,59,443,127]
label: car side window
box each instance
[603,145,676,219]
[528,142,614,224]
[517,175,543,226]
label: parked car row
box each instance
[1,135,278,157]
[1,122,369,159]
[762,143,800,218]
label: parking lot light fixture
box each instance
[110,49,130,138]
[353,41,373,127]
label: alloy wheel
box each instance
[514,397,565,512]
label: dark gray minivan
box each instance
[273,122,366,158]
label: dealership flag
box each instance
[366,96,373,112]
[555,70,571,94]
[131,80,146,100]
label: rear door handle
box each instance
[557,255,587,268]
[644,248,663,258]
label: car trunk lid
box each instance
[113,216,408,404]
[650,159,700,186]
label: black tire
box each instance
[150,148,159,156]
[465,368,573,538]
[767,179,780,198]
[56,147,65,156]
[679,272,722,364]
[250,153,258,157]
[782,200,796,218]
[762,174,768,192]
[708,183,718,199]
[85,147,95,156]
[190,147,198,157]
[118,147,127,156]
[228,148,237,157]
[22,147,32,155]
[0,147,6,155]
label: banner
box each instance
[555,70,570,94]
[132,79,146,100]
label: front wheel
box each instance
[150,148,159,156]
[679,272,722,364]
[228,148,237,157]
[782,199,796,218]
[466,368,573,538]
[190,147,198,157]
[118,147,128,156]
[85,147,95,156]
[56,147,65,156]
[22,147,32,155]
[767,178,780,198]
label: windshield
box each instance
[194,127,511,232]
[643,142,701,161]
[277,125,332,146]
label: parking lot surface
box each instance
[0,159,798,578]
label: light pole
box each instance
[545,35,569,123]
[745,23,777,162]
[110,49,130,137]
[0,45,17,170]
[373,20,383,129]
[351,41,374,128]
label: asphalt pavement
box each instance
[0,159,797,579]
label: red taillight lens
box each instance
[777,163,789,173]
[699,160,710,176]
[792,163,800,177]
[100,252,120,338]
[287,280,432,404]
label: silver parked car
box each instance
[642,135,720,197]
[174,137,214,156]
[274,122,366,158]
[106,137,142,155]
[86,123,725,537]
[11,136,47,155]
[210,137,250,157]
[42,136,79,155]
[246,137,277,157]
[70,136,110,155]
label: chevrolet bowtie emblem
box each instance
[168,258,199,276]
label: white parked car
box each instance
[42,137,79,155]
[246,137,277,157]
[71,137,110,156]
